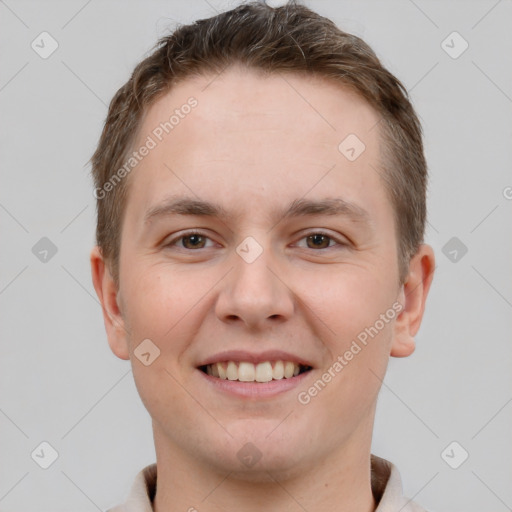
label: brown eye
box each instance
[181,234,207,249]
[306,234,332,249]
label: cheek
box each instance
[121,263,209,341]
[293,264,396,401]
[119,262,227,396]
[122,265,206,422]
[294,263,398,344]
[301,320,393,430]
[131,358,209,449]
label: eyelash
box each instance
[164,229,347,251]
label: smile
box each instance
[199,361,312,383]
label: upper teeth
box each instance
[205,361,303,382]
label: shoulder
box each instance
[371,454,430,512]
[105,463,157,512]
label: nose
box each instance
[215,241,295,329]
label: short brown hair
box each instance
[91,0,427,285]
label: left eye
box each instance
[296,233,339,250]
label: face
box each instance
[92,66,433,480]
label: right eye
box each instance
[164,230,216,250]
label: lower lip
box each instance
[197,368,313,398]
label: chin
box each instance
[205,430,311,482]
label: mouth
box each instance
[198,360,313,383]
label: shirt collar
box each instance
[108,454,427,512]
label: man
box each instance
[90,1,435,511]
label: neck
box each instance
[152,423,376,512]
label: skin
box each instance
[91,66,435,512]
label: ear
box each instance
[90,246,130,360]
[391,244,435,358]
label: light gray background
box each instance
[1,0,511,511]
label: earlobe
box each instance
[90,246,130,360]
[391,244,435,358]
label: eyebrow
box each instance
[143,195,371,226]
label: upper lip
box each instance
[197,350,314,368]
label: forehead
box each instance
[144,67,380,154]
[125,66,388,224]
